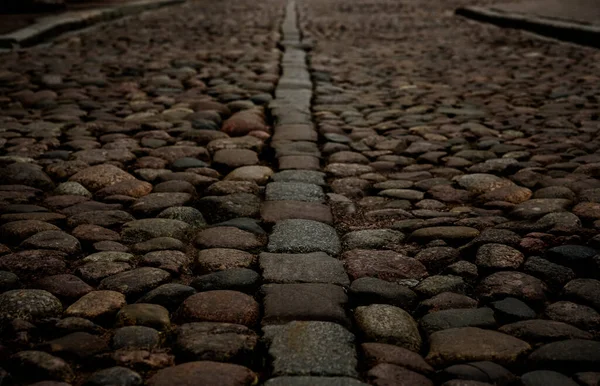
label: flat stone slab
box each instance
[268,219,341,256]
[268,321,358,377]
[265,377,368,386]
[262,283,349,327]
[265,182,325,203]
[272,170,327,186]
[260,252,349,285]
[261,200,333,224]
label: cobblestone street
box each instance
[0,0,599,384]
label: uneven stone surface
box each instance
[1,0,600,383]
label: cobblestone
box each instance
[1,0,600,383]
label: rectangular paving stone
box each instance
[267,321,358,377]
[272,170,327,186]
[259,252,349,285]
[265,182,325,203]
[265,377,368,386]
[273,141,321,158]
[278,78,312,90]
[279,155,321,170]
[261,200,333,224]
[272,124,318,142]
[261,283,349,326]
[268,219,341,255]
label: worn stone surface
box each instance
[268,321,358,377]
[2,0,600,382]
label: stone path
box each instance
[0,0,599,385]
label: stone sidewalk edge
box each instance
[456,5,600,48]
[0,0,186,49]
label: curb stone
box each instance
[456,6,600,48]
[0,0,186,49]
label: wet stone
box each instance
[157,207,206,227]
[112,326,160,350]
[355,304,421,352]
[268,321,358,377]
[191,268,260,293]
[174,322,259,364]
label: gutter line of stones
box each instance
[260,1,364,383]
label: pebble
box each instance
[176,290,259,326]
[354,304,421,352]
